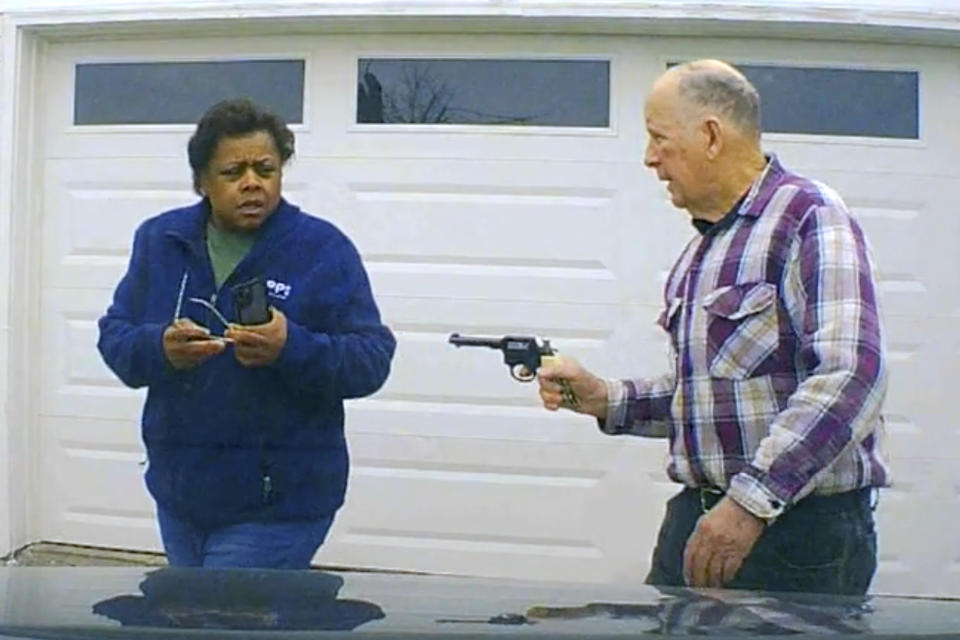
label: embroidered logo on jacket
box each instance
[266,279,292,300]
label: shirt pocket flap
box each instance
[657,297,683,331]
[702,282,776,320]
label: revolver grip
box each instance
[539,354,560,368]
[538,355,579,409]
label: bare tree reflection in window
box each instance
[358,61,543,125]
[384,62,454,124]
[357,61,384,123]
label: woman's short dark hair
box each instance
[187,98,295,195]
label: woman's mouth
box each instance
[237,201,264,215]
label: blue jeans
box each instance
[157,507,335,569]
[646,487,878,595]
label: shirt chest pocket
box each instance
[657,297,683,371]
[702,281,780,380]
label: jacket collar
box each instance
[164,197,301,256]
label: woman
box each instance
[98,98,396,568]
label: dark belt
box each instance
[691,486,874,515]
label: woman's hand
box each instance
[163,318,227,370]
[225,307,288,367]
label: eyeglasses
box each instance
[173,270,231,332]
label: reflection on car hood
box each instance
[0,566,957,638]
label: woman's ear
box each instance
[196,173,209,197]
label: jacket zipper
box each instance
[208,292,217,329]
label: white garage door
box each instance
[36,32,960,597]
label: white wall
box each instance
[0,0,957,27]
[0,14,12,559]
[0,12,36,559]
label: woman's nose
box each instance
[239,168,261,190]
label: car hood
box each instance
[0,566,957,638]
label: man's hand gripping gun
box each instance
[447,333,579,408]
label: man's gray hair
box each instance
[674,61,762,138]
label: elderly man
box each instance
[538,60,889,595]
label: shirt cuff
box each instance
[598,378,627,435]
[727,470,789,523]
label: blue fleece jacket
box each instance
[98,198,395,527]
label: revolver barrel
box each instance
[448,333,504,349]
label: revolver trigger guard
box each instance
[511,364,536,382]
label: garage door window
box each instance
[74,60,305,125]
[357,58,610,127]
[669,63,918,139]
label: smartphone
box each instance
[232,276,271,325]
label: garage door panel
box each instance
[40,288,145,421]
[41,33,321,161]
[44,160,313,289]
[373,301,669,407]
[873,459,960,597]
[882,316,960,458]
[319,133,645,165]
[383,331,607,403]
[768,140,946,176]
[45,131,191,161]
[318,159,627,260]
[306,33,648,164]
[369,265,617,305]
[322,435,667,581]
[315,158,684,307]
[377,298,623,337]
[42,160,193,289]
[319,534,609,582]
[800,171,958,314]
[39,416,156,550]
[346,399,612,442]
[345,186,615,264]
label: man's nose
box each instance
[644,141,658,168]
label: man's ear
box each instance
[703,117,723,160]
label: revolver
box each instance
[448,333,579,408]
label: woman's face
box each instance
[200,130,283,233]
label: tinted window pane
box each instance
[74,60,305,125]
[668,62,918,139]
[358,59,609,127]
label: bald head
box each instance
[643,59,768,219]
[658,59,762,140]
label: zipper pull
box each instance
[262,475,273,504]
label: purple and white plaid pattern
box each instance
[602,156,890,519]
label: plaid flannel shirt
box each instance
[602,155,890,520]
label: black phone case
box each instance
[232,277,271,325]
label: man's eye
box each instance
[220,167,243,178]
[255,165,276,177]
